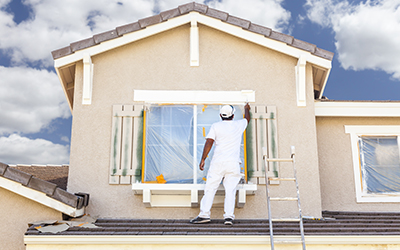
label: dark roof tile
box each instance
[28,176,57,196]
[269,30,294,44]
[116,22,141,36]
[226,15,251,29]
[160,8,181,21]
[0,162,7,175]
[291,38,316,53]
[51,188,80,208]
[313,47,334,60]
[3,167,32,186]
[93,29,119,44]
[51,46,73,59]
[138,14,162,28]
[70,37,96,52]
[178,2,195,14]
[206,7,228,21]
[247,23,271,36]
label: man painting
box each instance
[190,103,251,225]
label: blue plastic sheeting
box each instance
[144,104,245,184]
[359,136,400,193]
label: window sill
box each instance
[357,193,400,203]
[132,183,257,207]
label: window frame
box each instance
[345,125,400,203]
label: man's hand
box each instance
[244,103,250,124]
[199,159,205,171]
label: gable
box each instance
[52,2,333,111]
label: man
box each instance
[190,103,250,225]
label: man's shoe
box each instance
[190,216,211,224]
[224,218,233,225]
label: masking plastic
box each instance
[143,104,245,184]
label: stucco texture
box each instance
[316,116,400,211]
[0,188,61,250]
[68,23,322,219]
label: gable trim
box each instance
[0,176,85,217]
[315,101,400,117]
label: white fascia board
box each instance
[0,177,84,217]
[315,102,400,117]
[133,90,255,104]
[54,12,331,71]
[24,235,400,245]
[194,12,332,69]
[54,14,192,68]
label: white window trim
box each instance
[345,125,400,203]
[131,90,257,207]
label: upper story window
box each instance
[359,136,400,194]
[345,126,400,202]
[143,104,246,184]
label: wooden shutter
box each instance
[247,105,279,185]
[109,104,143,184]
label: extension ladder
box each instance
[263,146,306,250]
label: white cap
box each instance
[220,105,235,118]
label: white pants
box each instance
[198,161,242,219]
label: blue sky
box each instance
[0,0,399,165]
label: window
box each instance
[143,104,246,184]
[345,126,400,202]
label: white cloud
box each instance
[305,0,400,79]
[0,134,69,165]
[0,0,154,67]
[208,0,291,32]
[0,66,70,135]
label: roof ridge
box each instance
[51,2,333,61]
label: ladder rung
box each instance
[270,197,298,201]
[274,240,303,244]
[266,158,293,162]
[271,218,301,222]
[269,177,296,181]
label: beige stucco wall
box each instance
[316,116,400,211]
[67,23,322,219]
[0,188,61,250]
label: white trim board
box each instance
[315,101,400,117]
[24,235,400,245]
[345,125,400,203]
[133,90,256,104]
[0,176,85,217]
[54,12,332,70]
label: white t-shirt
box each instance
[206,119,248,164]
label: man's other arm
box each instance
[244,103,250,124]
[199,138,214,171]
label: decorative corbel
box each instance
[190,15,199,66]
[295,55,307,107]
[82,53,93,105]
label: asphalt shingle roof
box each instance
[25,211,400,236]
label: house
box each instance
[1,2,400,249]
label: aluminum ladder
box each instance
[263,146,306,250]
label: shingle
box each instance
[269,31,294,44]
[291,39,316,53]
[28,176,57,196]
[51,46,73,59]
[51,188,79,208]
[247,23,271,36]
[313,47,334,60]
[206,8,228,21]
[3,167,32,186]
[70,37,96,52]
[160,8,181,21]
[93,29,119,44]
[178,2,195,14]
[138,14,162,28]
[226,15,251,29]
[0,162,7,176]
[116,22,141,36]
[193,2,208,13]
